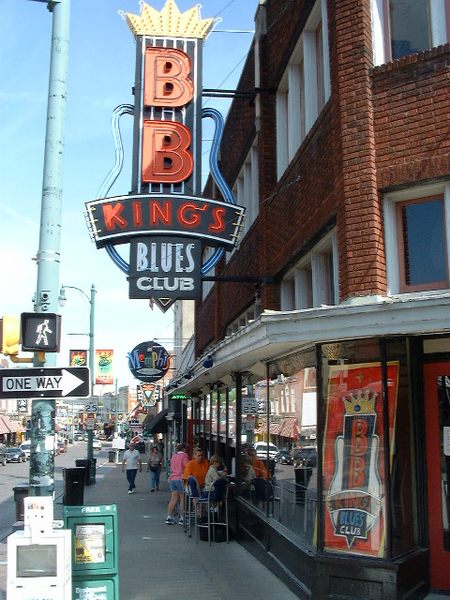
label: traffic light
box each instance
[1,315,20,355]
[21,312,62,352]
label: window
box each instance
[276,0,330,178]
[232,139,259,241]
[238,350,317,547]
[280,230,338,310]
[372,0,450,66]
[384,183,450,294]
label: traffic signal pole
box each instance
[30,0,70,497]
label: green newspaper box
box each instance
[64,504,119,600]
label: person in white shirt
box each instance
[121,442,142,494]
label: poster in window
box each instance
[323,362,398,556]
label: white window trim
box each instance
[276,0,330,179]
[383,182,450,295]
[371,0,449,67]
[281,229,339,310]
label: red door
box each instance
[424,362,450,590]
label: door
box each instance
[424,362,450,590]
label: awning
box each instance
[0,415,24,433]
[279,417,299,439]
[269,422,282,435]
[0,417,9,435]
[144,409,168,434]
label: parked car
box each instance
[254,442,279,460]
[293,446,317,468]
[20,441,31,460]
[93,439,102,450]
[274,450,293,465]
[5,447,27,463]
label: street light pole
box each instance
[87,284,96,462]
[59,283,96,462]
[29,0,70,499]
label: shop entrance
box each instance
[424,361,450,591]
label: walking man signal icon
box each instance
[21,313,62,352]
[36,319,53,346]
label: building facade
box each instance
[171,1,450,598]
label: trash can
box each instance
[295,467,312,504]
[13,486,29,521]
[76,459,92,485]
[63,467,85,506]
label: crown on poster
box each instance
[120,0,219,39]
[342,389,377,415]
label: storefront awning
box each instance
[0,415,24,433]
[0,417,9,435]
[279,417,298,439]
[269,422,282,435]
[144,409,168,434]
[175,294,450,394]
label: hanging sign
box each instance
[128,340,171,383]
[84,1,245,312]
[128,236,201,299]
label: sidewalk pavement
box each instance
[1,453,299,600]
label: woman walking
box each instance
[166,442,189,525]
[147,445,163,492]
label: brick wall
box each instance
[195,1,450,356]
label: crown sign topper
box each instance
[120,0,218,39]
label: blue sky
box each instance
[0,0,256,388]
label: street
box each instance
[0,441,106,542]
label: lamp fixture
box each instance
[202,355,214,369]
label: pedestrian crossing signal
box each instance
[21,312,62,352]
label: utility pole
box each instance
[29,0,70,498]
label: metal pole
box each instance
[30,0,70,498]
[87,284,96,462]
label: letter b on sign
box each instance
[144,47,194,107]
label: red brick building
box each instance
[173,1,450,598]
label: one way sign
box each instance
[0,367,90,399]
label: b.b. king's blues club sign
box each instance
[85,0,245,311]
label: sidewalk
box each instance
[2,454,299,600]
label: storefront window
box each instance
[199,395,205,434]
[386,338,419,556]
[238,349,318,547]
[228,387,236,441]
[211,391,218,437]
[219,389,227,436]
[321,340,393,558]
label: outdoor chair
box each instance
[195,478,230,545]
[185,475,202,538]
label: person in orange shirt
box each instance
[183,448,210,490]
[247,448,267,479]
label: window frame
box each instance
[280,230,339,310]
[372,0,450,66]
[276,0,330,178]
[384,182,450,295]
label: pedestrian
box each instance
[147,445,163,492]
[121,442,142,494]
[183,448,210,490]
[166,442,189,525]
[204,454,228,492]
